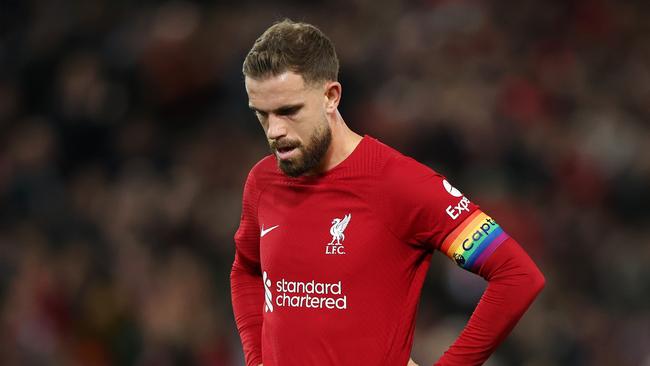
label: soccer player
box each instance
[230,19,545,366]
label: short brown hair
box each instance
[242,19,339,85]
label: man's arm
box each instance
[230,171,264,366]
[435,237,545,365]
[374,153,543,365]
[231,249,264,366]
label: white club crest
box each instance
[329,214,351,245]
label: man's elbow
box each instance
[528,265,546,297]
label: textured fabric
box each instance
[230,136,544,366]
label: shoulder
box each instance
[243,154,280,197]
[248,154,277,179]
[363,137,450,204]
[357,136,436,178]
[369,139,462,210]
[366,137,442,183]
[363,138,471,245]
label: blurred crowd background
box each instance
[1,0,649,365]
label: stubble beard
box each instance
[271,121,332,177]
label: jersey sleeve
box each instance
[436,236,545,365]
[380,154,508,273]
[230,169,264,366]
[381,153,544,364]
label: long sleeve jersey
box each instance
[231,135,545,366]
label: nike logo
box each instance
[260,224,280,238]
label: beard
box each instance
[270,122,332,177]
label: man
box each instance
[230,19,545,366]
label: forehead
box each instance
[245,72,311,109]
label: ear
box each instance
[324,81,342,113]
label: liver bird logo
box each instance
[329,214,351,245]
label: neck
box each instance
[317,110,363,173]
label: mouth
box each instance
[275,145,299,160]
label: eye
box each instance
[277,106,300,116]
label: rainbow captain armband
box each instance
[440,210,510,272]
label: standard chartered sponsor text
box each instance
[275,278,347,310]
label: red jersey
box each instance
[231,136,544,366]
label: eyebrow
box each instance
[249,103,304,115]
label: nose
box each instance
[266,114,287,140]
